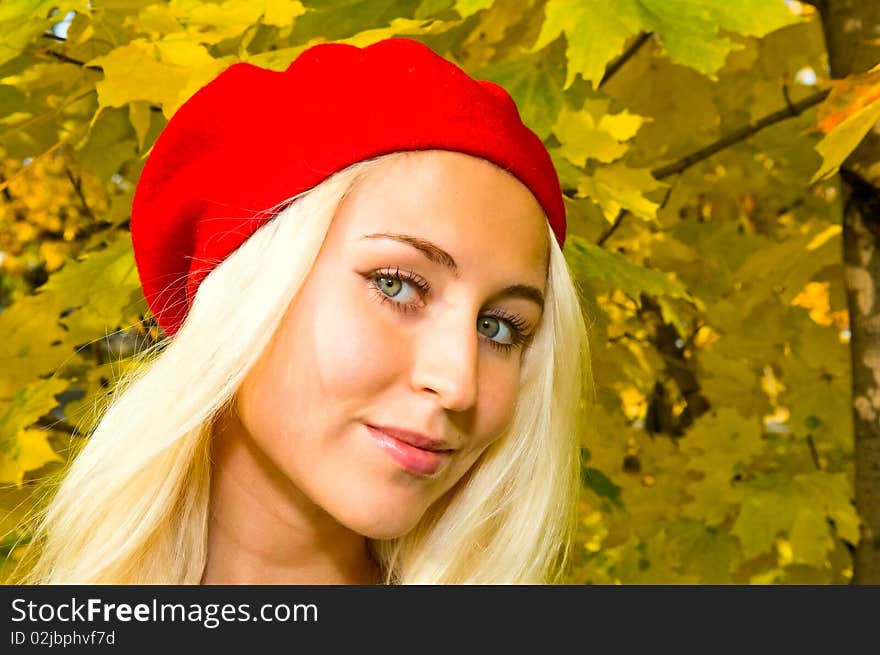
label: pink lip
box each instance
[365,425,452,476]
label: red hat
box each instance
[130,37,566,338]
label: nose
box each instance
[409,308,479,412]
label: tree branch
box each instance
[64,167,96,222]
[595,86,831,245]
[36,46,102,72]
[596,209,627,247]
[651,87,830,179]
[600,32,653,89]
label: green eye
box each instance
[477,316,515,345]
[477,316,500,339]
[377,276,403,297]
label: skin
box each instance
[200,150,550,584]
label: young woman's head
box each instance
[15,148,590,584]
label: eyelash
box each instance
[365,267,533,354]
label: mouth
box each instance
[365,425,453,476]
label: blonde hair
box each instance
[13,151,592,584]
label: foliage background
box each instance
[0,0,872,583]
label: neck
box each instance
[200,408,382,585]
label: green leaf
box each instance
[681,407,765,475]
[666,520,739,583]
[789,508,833,567]
[638,0,799,77]
[0,84,28,119]
[733,221,842,306]
[732,479,799,560]
[0,1,84,67]
[0,235,144,398]
[682,470,745,526]
[566,235,695,308]
[291,0,423,44]
[530,0,643,89]
[337,17,458,48]
[582,467,623,507]
[76,106,138,181]
[474,40,566,140]
[40,235,144,341]
[732,471,860,561]
[794,471,860,546]
[531,0,800,89]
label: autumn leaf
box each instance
[530,0,801,88]
[810,65,880,183]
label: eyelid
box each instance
[373,266,430,295]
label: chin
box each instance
[348,513,424,540]
[336,498,428,541]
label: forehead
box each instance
[330,150,550,280]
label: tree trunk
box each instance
[815,0,880,584]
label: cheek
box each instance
[469,361,523,451]
[238,272,405,440]
[307,278,403,397]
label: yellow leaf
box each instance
[789,508,833,567]
[0,428,62,486]
[338,18,457,48]
[128,100,152,152]
[172,0,263,45]
[73,23,95,46]
[813,65,880,134]
[154,36,230,117]
[454,0,494,19]
[529,0,642,90]
[18,428,63,476]
[554,100,646,166]
[155,36,219,70]
[263,0,306,27]
[244,45,308,71]
[38,240,70,272]
[791,281,833,326]
[810,94,880,183]
[129,3,184,38]
[576,162,665,222]
[556,110,624,165]
[806,224,841,250]
[88,38,231,119]
[0,377,67,486]
[598,110,644,142]
[88,40,190,113]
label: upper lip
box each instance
[367,424,456,453]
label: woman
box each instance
[16,38,592,584]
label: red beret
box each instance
[130,37,566,338]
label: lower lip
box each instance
[365,425,451,476]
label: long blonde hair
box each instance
[14,151,592,584]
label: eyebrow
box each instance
[360,232,545,310]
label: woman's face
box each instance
[234,150,550,539]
